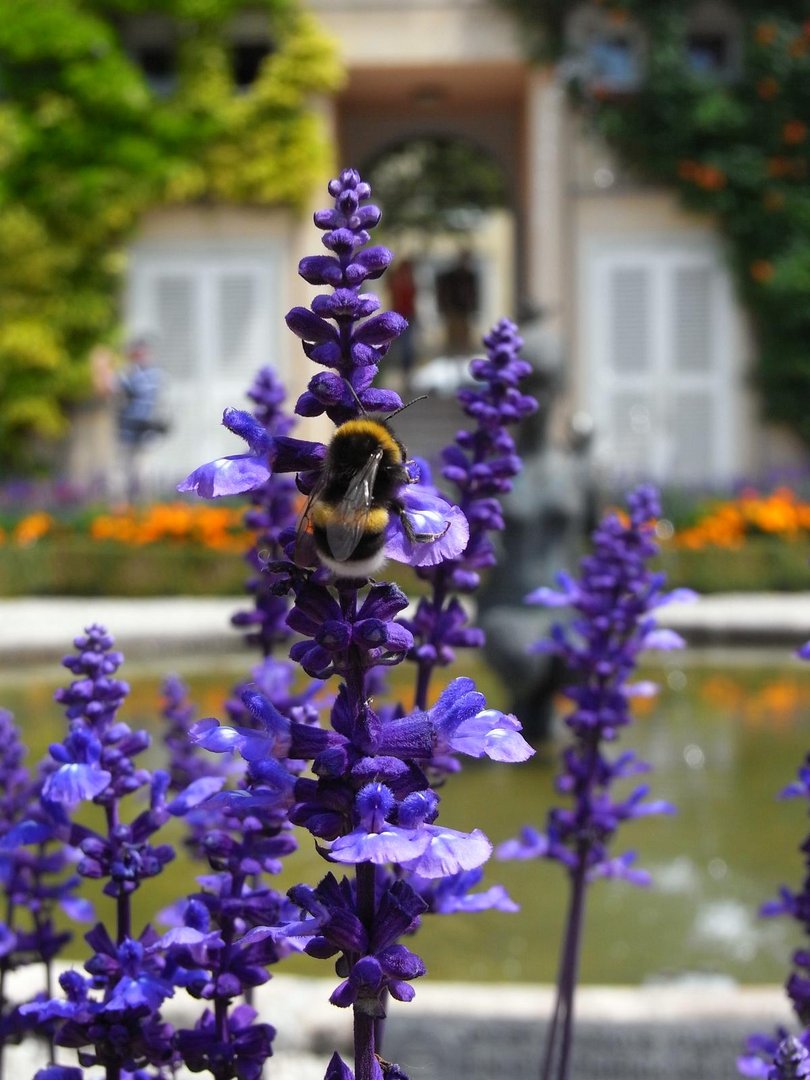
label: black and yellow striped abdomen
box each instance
[309,416,409,576]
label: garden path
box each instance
[0,593,808,665]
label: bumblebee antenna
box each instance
[384,395,428,422]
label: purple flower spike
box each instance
[0,708,86,1052]
[499,486,678,1080]
[770,1036,810,1079]
[288,168,404,425]
[740,644,810,1078]
[399,317,538,729]
[14,629,192,1072]
[179,169,535,1080]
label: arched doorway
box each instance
[335,61,528,309]
[365,135,513,370]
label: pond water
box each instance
[1,647,808,986]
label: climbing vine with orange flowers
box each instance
[497,0,810,446]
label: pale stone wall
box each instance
[307,0,521,65]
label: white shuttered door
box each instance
[587,242,735,484]
[127,250,283,489]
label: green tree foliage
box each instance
[366,136,509,235]
[0,0,341,469]
[497,0,810,445]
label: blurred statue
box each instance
[479,305,596,741]
[436,250,479,355]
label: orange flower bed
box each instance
[671,487,810,551]
[89,503,245,552]
[10,512,56,547]
[0,502,247,553]
[701,672,810,729]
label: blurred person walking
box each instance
[114,336,168,504]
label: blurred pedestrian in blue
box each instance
[115,335,168,504]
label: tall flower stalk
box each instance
[17,626,226,1079]
[230,365,299,662]
[400,316,537,716]
[181,168,534,1080]
[0,710,87,1071]
[738,641,810,1079]
[498,486,686,1080]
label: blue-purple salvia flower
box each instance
[770,1037,810,1079]
[738,641,810,1078]
[161,671,300,1079]
[230,366,299,658]
[180,168,534,1080]
[162,674,212,792]
[0,709,87,1065]
[497,486,685,1080]
[20,627,226,1077]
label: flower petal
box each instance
[329,827,430,866]
[43,763,111,806]
[178,454,270,498]
[449,710,535,763]
[385,486,469,567]
[400,826,492,879]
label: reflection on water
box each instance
[0,648,807,984]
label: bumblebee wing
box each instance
[326,446,383,562]
[294,470,329,567]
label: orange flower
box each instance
[606,7,629,25]
[755,23,778,46]
[763,189,786,211]
[789,36,808,58]
[698,165,727,190]
[702,675,743,710]
[757,77,780,100]
[758,681,800,718]
[750,259,775,283]
[13,512,54,546]
[783,120,808,145]
[767,156,792,178]
[682,162,727,191]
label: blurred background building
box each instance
[33,0,806,492]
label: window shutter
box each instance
[674,265,713,372]
[217,273,262,375]
[154,275,195,378]
[587,241,735,485]
[609,266,649,373]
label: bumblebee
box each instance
[299,416,446,578]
